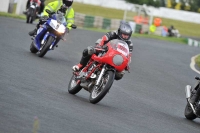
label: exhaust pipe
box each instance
[185,85,192,99]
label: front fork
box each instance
[40,32,56,51]
[95,64,106,86]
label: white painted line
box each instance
[190,54,200,75]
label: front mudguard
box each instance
[35,27,48,50]
[40,32,56,50]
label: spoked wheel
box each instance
[89,71,115,104]
[68,74,82,94]
[184,102,197,120]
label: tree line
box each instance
[125,0,200,12]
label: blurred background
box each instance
[0,0,200,38]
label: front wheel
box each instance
[30,41,38,53]
[68,74,82,94]
[184,102,197,120]
[89,71,115,104]
[38,36,54,57]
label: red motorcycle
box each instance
[68,39,130,104]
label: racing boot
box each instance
[72,63,83,72]
[28,28,37,36]
[189,94,199,104]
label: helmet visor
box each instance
[65,1,73,7]
[121,33,130,40]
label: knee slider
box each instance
[87,46,95,55]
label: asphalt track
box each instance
[1,17,200,133]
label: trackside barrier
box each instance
[102,18,111,29]
[75,13,120,30]
[188,38,200,47]
[94,16,103,28]
[84,15,95,28]
[74,13,86,28]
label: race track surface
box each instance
[1,17,200,133]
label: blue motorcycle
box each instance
[30,9,77,57]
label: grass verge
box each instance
[0,11,187,45]
[83,27,187,44]
[195,55,200,69]
[0,12,25,20]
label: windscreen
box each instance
[109,39,129,57]
[54,13,66,24]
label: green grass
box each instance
[82,27,187,44]
[0,0,193,45]
[71,2,199,37]
[0,12,25,20]
[195,55,200,68]
[0,11,187,45]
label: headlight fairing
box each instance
[112,54,124,66]
[49,20,65,33]
[56,24,65,33]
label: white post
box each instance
[123,9,127,21]
[0,0,10,12]
[16,0,26,15]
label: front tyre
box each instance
[89,71,115,104]
[38,36,54,57]
[68,74,82,94]
[30,41,38,53]
[184,102,197,120]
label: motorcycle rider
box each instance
[28,0,75,36]
[72,22,133,80]
[23,0,41,15]
[38,0,45,15]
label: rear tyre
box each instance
[89,71,115,104]
[30,41,38,53]
[38,36,54,57]
[184,102,197,120]
[26,15,30,23]
[68,74,82,94]
[30,17,33,24]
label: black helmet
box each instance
[118,22,132,41]
[58,4,67,14]
[62,0,73,7]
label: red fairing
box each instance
[91,40,129,72]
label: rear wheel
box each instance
[38,36,54,57]
[26,15,30,23]
[89,71,115,104]
[68,74,82,94]
[184,102,197,120]
[30,41,38,53]
[30,17,33,24]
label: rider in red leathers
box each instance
[72,22,133,80]
[23,0,41,15]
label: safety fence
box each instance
[74,12,143,33]
[188,38,200,47]
[75,13,120,30]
